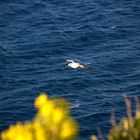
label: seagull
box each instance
[66,59,96,70]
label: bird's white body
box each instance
[66,59,84,69]
[68,62,84,68]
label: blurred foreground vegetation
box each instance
[1,93,140,140]
[1,93,78,140]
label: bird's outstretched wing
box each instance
[74,59,80,62]
[66,59,80,63]
[66,59,74,63]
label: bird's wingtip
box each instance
[66,59,73,62]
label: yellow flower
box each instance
[39,100,54,118]
[122,118,129,130]
[52,108,65,124]
[136,110,140,119]
[35,93,48,109]
[1,123,32,140]
[60,119,78,139]
[32,121,47,140]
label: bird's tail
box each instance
[84,65,96,71]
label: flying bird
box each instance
[66,59,96,70]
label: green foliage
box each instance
[108,96,140,140]
[92,96,140,140]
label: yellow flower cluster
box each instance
[1,93,78,140]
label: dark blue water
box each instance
[0,0,140,139]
